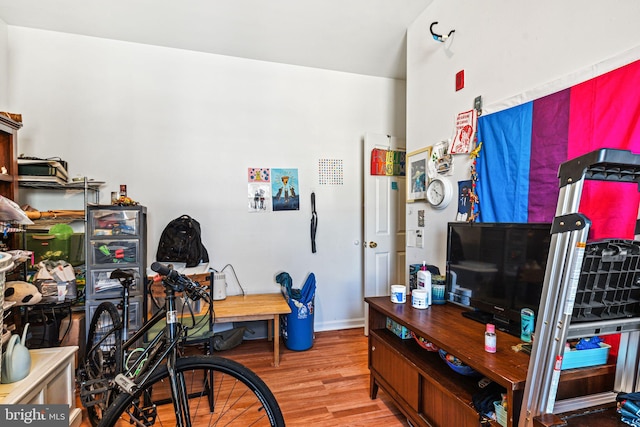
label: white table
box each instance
[0,346,81,427]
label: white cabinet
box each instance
[0,346,81,427]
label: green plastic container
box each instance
[26,232,85,265]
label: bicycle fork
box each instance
[167,353,192,426]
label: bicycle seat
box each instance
[110,269,136,287]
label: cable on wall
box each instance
[310,192,318,253]
[430,21,455,42]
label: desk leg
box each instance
[273,315,280,367]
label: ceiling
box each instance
[0,0,433,80]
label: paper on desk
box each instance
[146,262,210,277]
[52,264,76,282]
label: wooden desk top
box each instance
[213,293,291,321]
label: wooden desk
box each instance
[148,275,291,366]
[213,293,291,367]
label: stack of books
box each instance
[18,157,69,185]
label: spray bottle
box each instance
[417,261,432,307]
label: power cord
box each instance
[212,264,246,296]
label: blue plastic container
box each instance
[283,298,314,351]
[561,342,610,370]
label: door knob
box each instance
[369,241,378,248]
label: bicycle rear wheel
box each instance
[100,355,285,427]
[81,301,123,427]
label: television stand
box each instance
[461,309,521,338]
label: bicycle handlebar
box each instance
[150,262,211,303]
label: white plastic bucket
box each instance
[412,289,428,309]
[390,285,406,304]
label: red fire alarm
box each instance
[455,70,464,91]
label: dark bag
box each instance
[212,327,248,352]
[156,215,209,267]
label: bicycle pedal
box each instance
[80,383,109,406]
[81,378,110,393]
[129,405,157,427]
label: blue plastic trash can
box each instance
[277,271,316,351]
[282,297,314,351]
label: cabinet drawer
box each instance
[87,295,143,333]
[89,208,144,237]
[88,267,142,299]
[89,239,140,265]
[370,333,419,411]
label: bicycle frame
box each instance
[112,274,205,426]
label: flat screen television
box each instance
[446,222,552,337]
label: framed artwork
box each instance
[407,147,431,202]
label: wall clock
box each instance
[426,177,453,209]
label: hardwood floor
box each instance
[78,327,408,426]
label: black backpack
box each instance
[156,215,209,267]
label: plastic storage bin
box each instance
[26,232,85,265]
[493,401,507,427]
[573,239,640,322]
[561,343,611,370]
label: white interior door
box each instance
[363,133,406,334]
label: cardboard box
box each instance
[386,317,411,339]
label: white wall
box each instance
[0,18,8,108]
[7,27,406,331]
[406,0,640,273]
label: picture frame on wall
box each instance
[407,147,431,202]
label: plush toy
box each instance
[4,281,42,306]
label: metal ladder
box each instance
[519,148,640,427]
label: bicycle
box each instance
[78,262,285,427]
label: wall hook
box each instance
[430,22,455,42]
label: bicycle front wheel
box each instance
[100,355,285,427]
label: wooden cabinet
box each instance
[366,297,616,427]
[366,297,531,427]
[0,114,21,202]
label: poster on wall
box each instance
[248,168,271,213]
[370,149,406,176]
[456,180,473,222]
[319,159,344,185]
[271,168,300,211]
[450,109,477,154]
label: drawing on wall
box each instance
[407,147,430,202]
[248,183,271,212]
[248,168,271,212]
[271,168,300,211]
[248,168,270,182]
[457,180,472,222]
[450,109,477,154]
[428,140,453,177]
[318,159,344,185]
[370,149,406,176]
